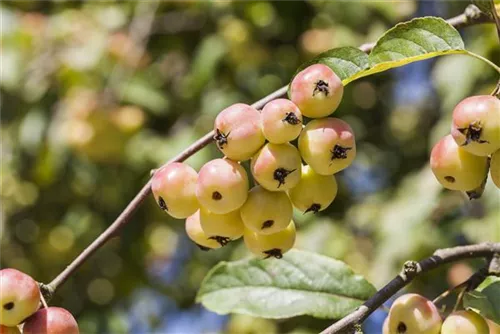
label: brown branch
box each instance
[44,7,495,294]
[320,243,500,334]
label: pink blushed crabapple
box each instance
[430,134,488,191]
[243,221,296,259]
[250,143,302,191]
[290,64,344,118]
[261,99,303,144]
[490,149,500,189]
[196,158,249,214]
[199,207,244,246]
[239,186,293,235]
[213,103,265,161]
[298,117,356,175]
[441,310,489,334]
[451,95,500,156]
[23,307,79,334]
[0,269,40,327]
[151,162,199,219]
[288,165,338,214]
[386,294,442,334]
[185,211,222,251]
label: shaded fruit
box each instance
[185,211,222,250]
[199,207,244,246]
[441,310,488,334]
[23,307,79,334]
[491,150,500,189]
[243,221,296,259]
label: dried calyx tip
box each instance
[273,168,296,188]
[263,248,283,259]
[214,129,230,148]
[313,79,329,96]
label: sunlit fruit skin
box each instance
[199,208,244,246]
[243,221,296,259]
[288,165,338,214]
[0,325,20,334]
[298,117,356,175]
[382,317,389,334]
[451,95,500,156]
[430,135,488,191]
[0,269,40,327]
[185,211,222,250]
[250,143,302,191]
[386,294,441,334]
[441,310,489,334]
[240,186,293,235]
[196,159,249,214]
[261,99,303,144]
[486,318,500,334]
[151,162,199,219]
[214,103,265,161]
[290,64,344,118]
[23,307,79,334]
[491,150,500,189]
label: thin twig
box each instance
[320,243,500,334]
[45,7,495,294]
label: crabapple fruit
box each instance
[0,269,40,327]
[382,317,389,334]
[0,326,20,334]
[386,294,441,334]
[430,135,488,191]
[196,158,249,214]
[240,186,293,235]
[23,307,79,334]
[451,95,500,156]
[185,211,222,251]
[250,143,302,191]
[490,149,500,189]
[290,64,344,118]
[214,103,265,161]
[243,220,296,259]
[199,207,244,246]
[151,162,198,219]
[261,99,303,144]
[441,310,489,334]
[298,117,356,175]
[288,165,337,213]
[486,318,500,334]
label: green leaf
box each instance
[196,249,376,319]
[463,276,500,325]
[472,0,496,18]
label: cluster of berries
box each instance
[0,269,79,334]
[430,95,500,195]
[383,293,497,334]
[152,64,356,259]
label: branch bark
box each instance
[320,243,500,334]
[45,7,495,293]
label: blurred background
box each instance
[1,1,499,333]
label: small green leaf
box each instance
[196,249,376,319]
[472,0,496,18]
[463,276,500,325]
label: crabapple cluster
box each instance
[384,293,491,334]
[152,64,356,259]
[0,269,79,334]
[431,95,500,193]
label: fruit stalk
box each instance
[45,7,496,295]
[320,242,500,334]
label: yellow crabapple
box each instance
[490,149,500,189]
[243,221,296,259]
[199,207,244,246]
[441,310,489,334]
[261,99,303,144]
[386,294,442,334]
[185,211,222,251]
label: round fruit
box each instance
[298,117,356,175]
[451,95,500,156]
[441,310,489,334]
[290,64,344,118]
[491,150,500,189]
[185,211,222,251]
[430,134,488,191]
[0,269,40,327]
[23,307,79,334]
[199,207,244,246]
[214,103,265,161]
[382,317,389,334]
[251,143,302,191]
[261,99,303,144]
[486,318,500,334]
[386,294,441,334]
[240,186,293,235]
[196,159,249,214]
[243,221,296,259]
[0,325,21,334]
[288,165,337,213]
[151,162,199,219]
